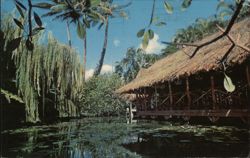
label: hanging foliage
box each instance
[1,14,84,123]
[223,74,236,92]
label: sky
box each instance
[1,0,223,79]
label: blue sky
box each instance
[2,0,223,77]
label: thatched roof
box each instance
[117,18,250,94]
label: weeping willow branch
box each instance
[28,0,32,39]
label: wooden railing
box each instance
[135,84,249,113]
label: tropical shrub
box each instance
[81,74,127,117]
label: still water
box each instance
[1,118,249,157]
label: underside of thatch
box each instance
[117,18,250,94]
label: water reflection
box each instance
[1,118,249,157]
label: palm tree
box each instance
[66,20,72,47]
[34,0,101,81]
[93,1,131,76]
[93,15,109,76]
[35,0,130,80]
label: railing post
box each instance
[129,103,133,123]
[246,65,250,108]
[246,65,250,87]
[168,81,173,110]
[210,75,216,110]
[186,76,191,110]
[143,88,147,111]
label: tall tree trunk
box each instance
[93,17,109,76]
[82,32,87,81]
[66,21,72,47]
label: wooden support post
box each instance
[186,77,191,109]
[246,65,250,87]
[144,88,147,111]
[168,81,173,109]
[155,86,158,110]
[246,65,250,109]
[129,103,133,123]
[211,75,216,110]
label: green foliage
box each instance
[172,17,227,44]
[14,0,44,51]
[115,47,159,83]
[0,89,24,103]
[164,1,173,14]
[77,21,86,39]
[137,28,145,38]
[1,14,84,122]
[137,29,155,50]
[182,0,192,10]
[160,45,178,57]
[216,0,250,20]
[81,74,127,116]
[223,74,235,92]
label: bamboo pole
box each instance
[246,65,250,109]
[186,77,191,109]
[168,81,173,109]
[144,88,147,111]
[246,65,250,87]
[211,75,216,110]
[155,86,158,109]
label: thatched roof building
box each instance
[117,18,250,94]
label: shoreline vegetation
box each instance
[1,0,249,126]
[1,1,249,157]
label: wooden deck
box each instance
[136,109,249,117]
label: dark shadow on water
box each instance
[123,128,249,157]
[1,117,249,158]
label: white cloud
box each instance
[140,33,164,54]
[101,64,113,74]
[86,69,94,80]
[113,39,120,47]
[85,64,113,80]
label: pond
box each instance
[1,118,249,157]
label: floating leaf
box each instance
[26,38,34,51]
[13,18,23,29]
[223,74,235,92]
[156,22,167,27]
[33,2,53,9]
[34,12,42,27]
[137,29,145,38]
[164,1,173,14]
[16,4,24,18]
[51,4,67,12]
[32,27,45,35]
[182,0,192,9]
[15,0,26,10]
[142,31,149,50]
[148,29,154,39]
[77,21,86,39]
[6,37,22,52]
